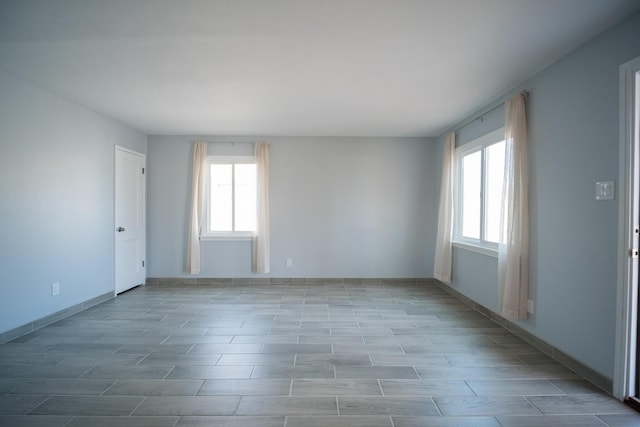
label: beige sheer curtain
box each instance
[433,132,455,283]
[499,92,529,319]
[187,141,207,274]
[252,142,270,274]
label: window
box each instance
[203,155,256,239]
[454,128,505,254]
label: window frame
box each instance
[201,155,257,241]
[453,128,505,257]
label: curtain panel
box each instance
[252,142,270,274]
[498,92,529,320]
[187,141,207,274]
[433,132,455,283]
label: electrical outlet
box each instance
[286,258,293,267]
[527,299,534,314]
[52,282,60,296]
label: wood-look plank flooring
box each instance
[0,282,637,426]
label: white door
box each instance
[115,146,145,294]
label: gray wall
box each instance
[0,70,147,334]
[147,135,437,278]
[434,11,640,380]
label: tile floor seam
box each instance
[463,379,478,396]
[412,365,421,380]
[113,343,127,354]
[24,394,53,416]
[162,365,176,380]
[522,394,546,415]
[430,395,444,417]
[128,395,148,416]
[99,379,118,396]
[595,414,617,426]
[492,416,506,427]
[193,379,206,396]
[231,394,243,416]
[77,365,96,380]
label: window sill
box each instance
[453,241,498,258]
[200,233,254,242]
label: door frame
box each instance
[614,56,640,400]
[114,145,146,295]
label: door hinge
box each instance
[142,260,145,267]
[631,250,639,259]
[142,167,145,174]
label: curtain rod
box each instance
[196,141,255,145]
[453,90,529,133]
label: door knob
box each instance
[116,227,125,232]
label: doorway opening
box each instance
[615,57,640,405]
[634,68,640,406]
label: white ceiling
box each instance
[1,0,639,137]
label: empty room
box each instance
[2,0,640,426]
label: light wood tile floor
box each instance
[0,282,637,426]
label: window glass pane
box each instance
[210,164,232,231]
[234,164,257,231]
[484,141,505,243]
[461,151,481,239]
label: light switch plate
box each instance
[596,181,614,200]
